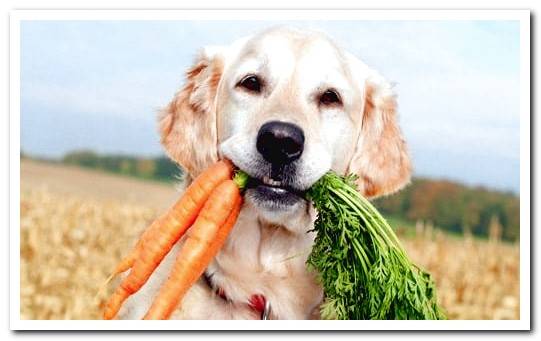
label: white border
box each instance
[8,9,531,20]
[518,12,531,331]
[9,9,531,331]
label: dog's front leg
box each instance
[117,241,182,320]
[116,241,257,320]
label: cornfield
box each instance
[19,161,520,320]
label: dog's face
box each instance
[160,27,411,231]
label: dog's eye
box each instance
[237,75,262,93]
[319,89,341,106]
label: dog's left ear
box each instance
[347,61,412,199]
[158,46,225,178]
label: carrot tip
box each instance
[103,287,130,320]
[94,272,115,304]
[96,257,134,301]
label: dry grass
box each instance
[19,160,520,320]
[20,188,157,319]
[401,230,519,320]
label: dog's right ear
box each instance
[158,47,225,178]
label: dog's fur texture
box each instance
[118,27,411,320]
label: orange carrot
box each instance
[102,160,234,320]
[143,180,242,320]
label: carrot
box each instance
[102,160,234,320]
[143,180,242,320]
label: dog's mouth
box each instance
[243,174,306,209]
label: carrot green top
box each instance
[306,172,446,320]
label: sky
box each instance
[20,20,521,192]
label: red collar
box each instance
[203,271,270,319]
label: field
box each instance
[20,160,520,320]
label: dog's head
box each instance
[159,27,411,231]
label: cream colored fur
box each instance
[118,27,411,320]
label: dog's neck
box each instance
[205,201,323,319]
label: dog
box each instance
[118,26,411,320]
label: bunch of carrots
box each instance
[102,160,248,320]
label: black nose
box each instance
[256,121,305,165]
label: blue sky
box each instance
[20,20,521,192]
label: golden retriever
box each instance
[118,26,411,320]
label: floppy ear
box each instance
[347,72,412,198]
[158,47,225,178]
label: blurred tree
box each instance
[136,159,156,179]
[374,177,519,242]
[119,159,134,175]
[154,157,181,181]
[63,150,99,168]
